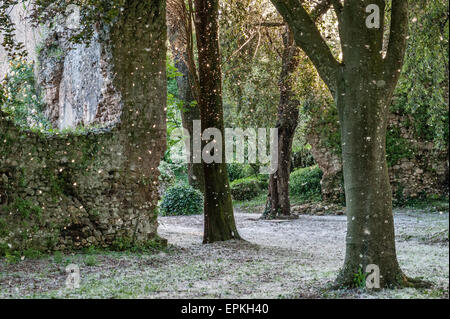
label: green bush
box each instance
[0,58,51,130]
[230,176,266,201]
[227,163,255,182]
[289,165,323,200]
[160,184,204,216]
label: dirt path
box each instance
[0,209,448,298]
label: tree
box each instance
[265,27,300,219]
[270,0,427,287]
[193,0,241,243]
[167,0,205,192]
[265,3,331,219]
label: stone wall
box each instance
[0,0,168,254]
[0,113,164,254]
[0,1,41,79]
[307,112,449,204]
[387,112,449,200]
[37,21,122,130]
[0,3,121,130]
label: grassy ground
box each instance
[0,202,448,299]
[233,193,319,214]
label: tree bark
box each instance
[167,1,205,192]
[194,0,241,243]
[271,0,428,287]
[265,27,300,219]
[173,56,205,192]
[107,0,167,236]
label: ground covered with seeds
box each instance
[0,207,448,299]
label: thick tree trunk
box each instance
[265,28,299,219]
[174,56,205,193]
[194,0,241,243]
[108,0,167,230]
[270,0,429,288]
[332,0,426,288]
[334,81,404,287]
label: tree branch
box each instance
[311,0,332,21]
[270,0,339,95]
[384,0,409,86]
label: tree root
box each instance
[400,275,433,289]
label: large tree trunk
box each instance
[333,0,427,288]
[270,0,428,288]
[108,0,167,235]
[174,56,205,192]
[265,27,299,219]
[194,0,241,243]
[335,79,402,287]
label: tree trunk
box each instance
[269,0,429,288]
[167,8,205,193]
[108,0,167,234]
[332,0,426,288]
[265,28,299,219]
[174,56,205,192]
[194,0,241,243]
[334,77,404,287]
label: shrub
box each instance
[160,183,204,216]
[84,255,98,267]
[289,165,323,200]
[227,163,255,182]
[0,58,51,130]
[230,176,266,201]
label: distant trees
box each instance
[167,0,205,193]
[265,4,331,219]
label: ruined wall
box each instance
[37,23,122,129]
[0,4,121,130]
[307,112,449,204]
[306,131,344,203]
[0,0,167,254]
[387,112,449,200]
[0,113,164,254]
[0,1,41,79]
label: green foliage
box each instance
[302,98,341,155]
[160,184,204,216]
[111,236,167,253]
[220,0,281,130]
[0,58,51,131]
[84,255,98,267]
[386,127,414,167]
[53,251,64,264]
[353,267,367,289]
[289,165,323,200]
[165,58,197,165]
[159,160,176,186]
[4,198,43,221]
[230,176,266,201]
[227,163,255,182]
[0,246,43,262]
[392,0,449,150]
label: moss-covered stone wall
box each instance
[0,114,164,255]
[0,0,168,255]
